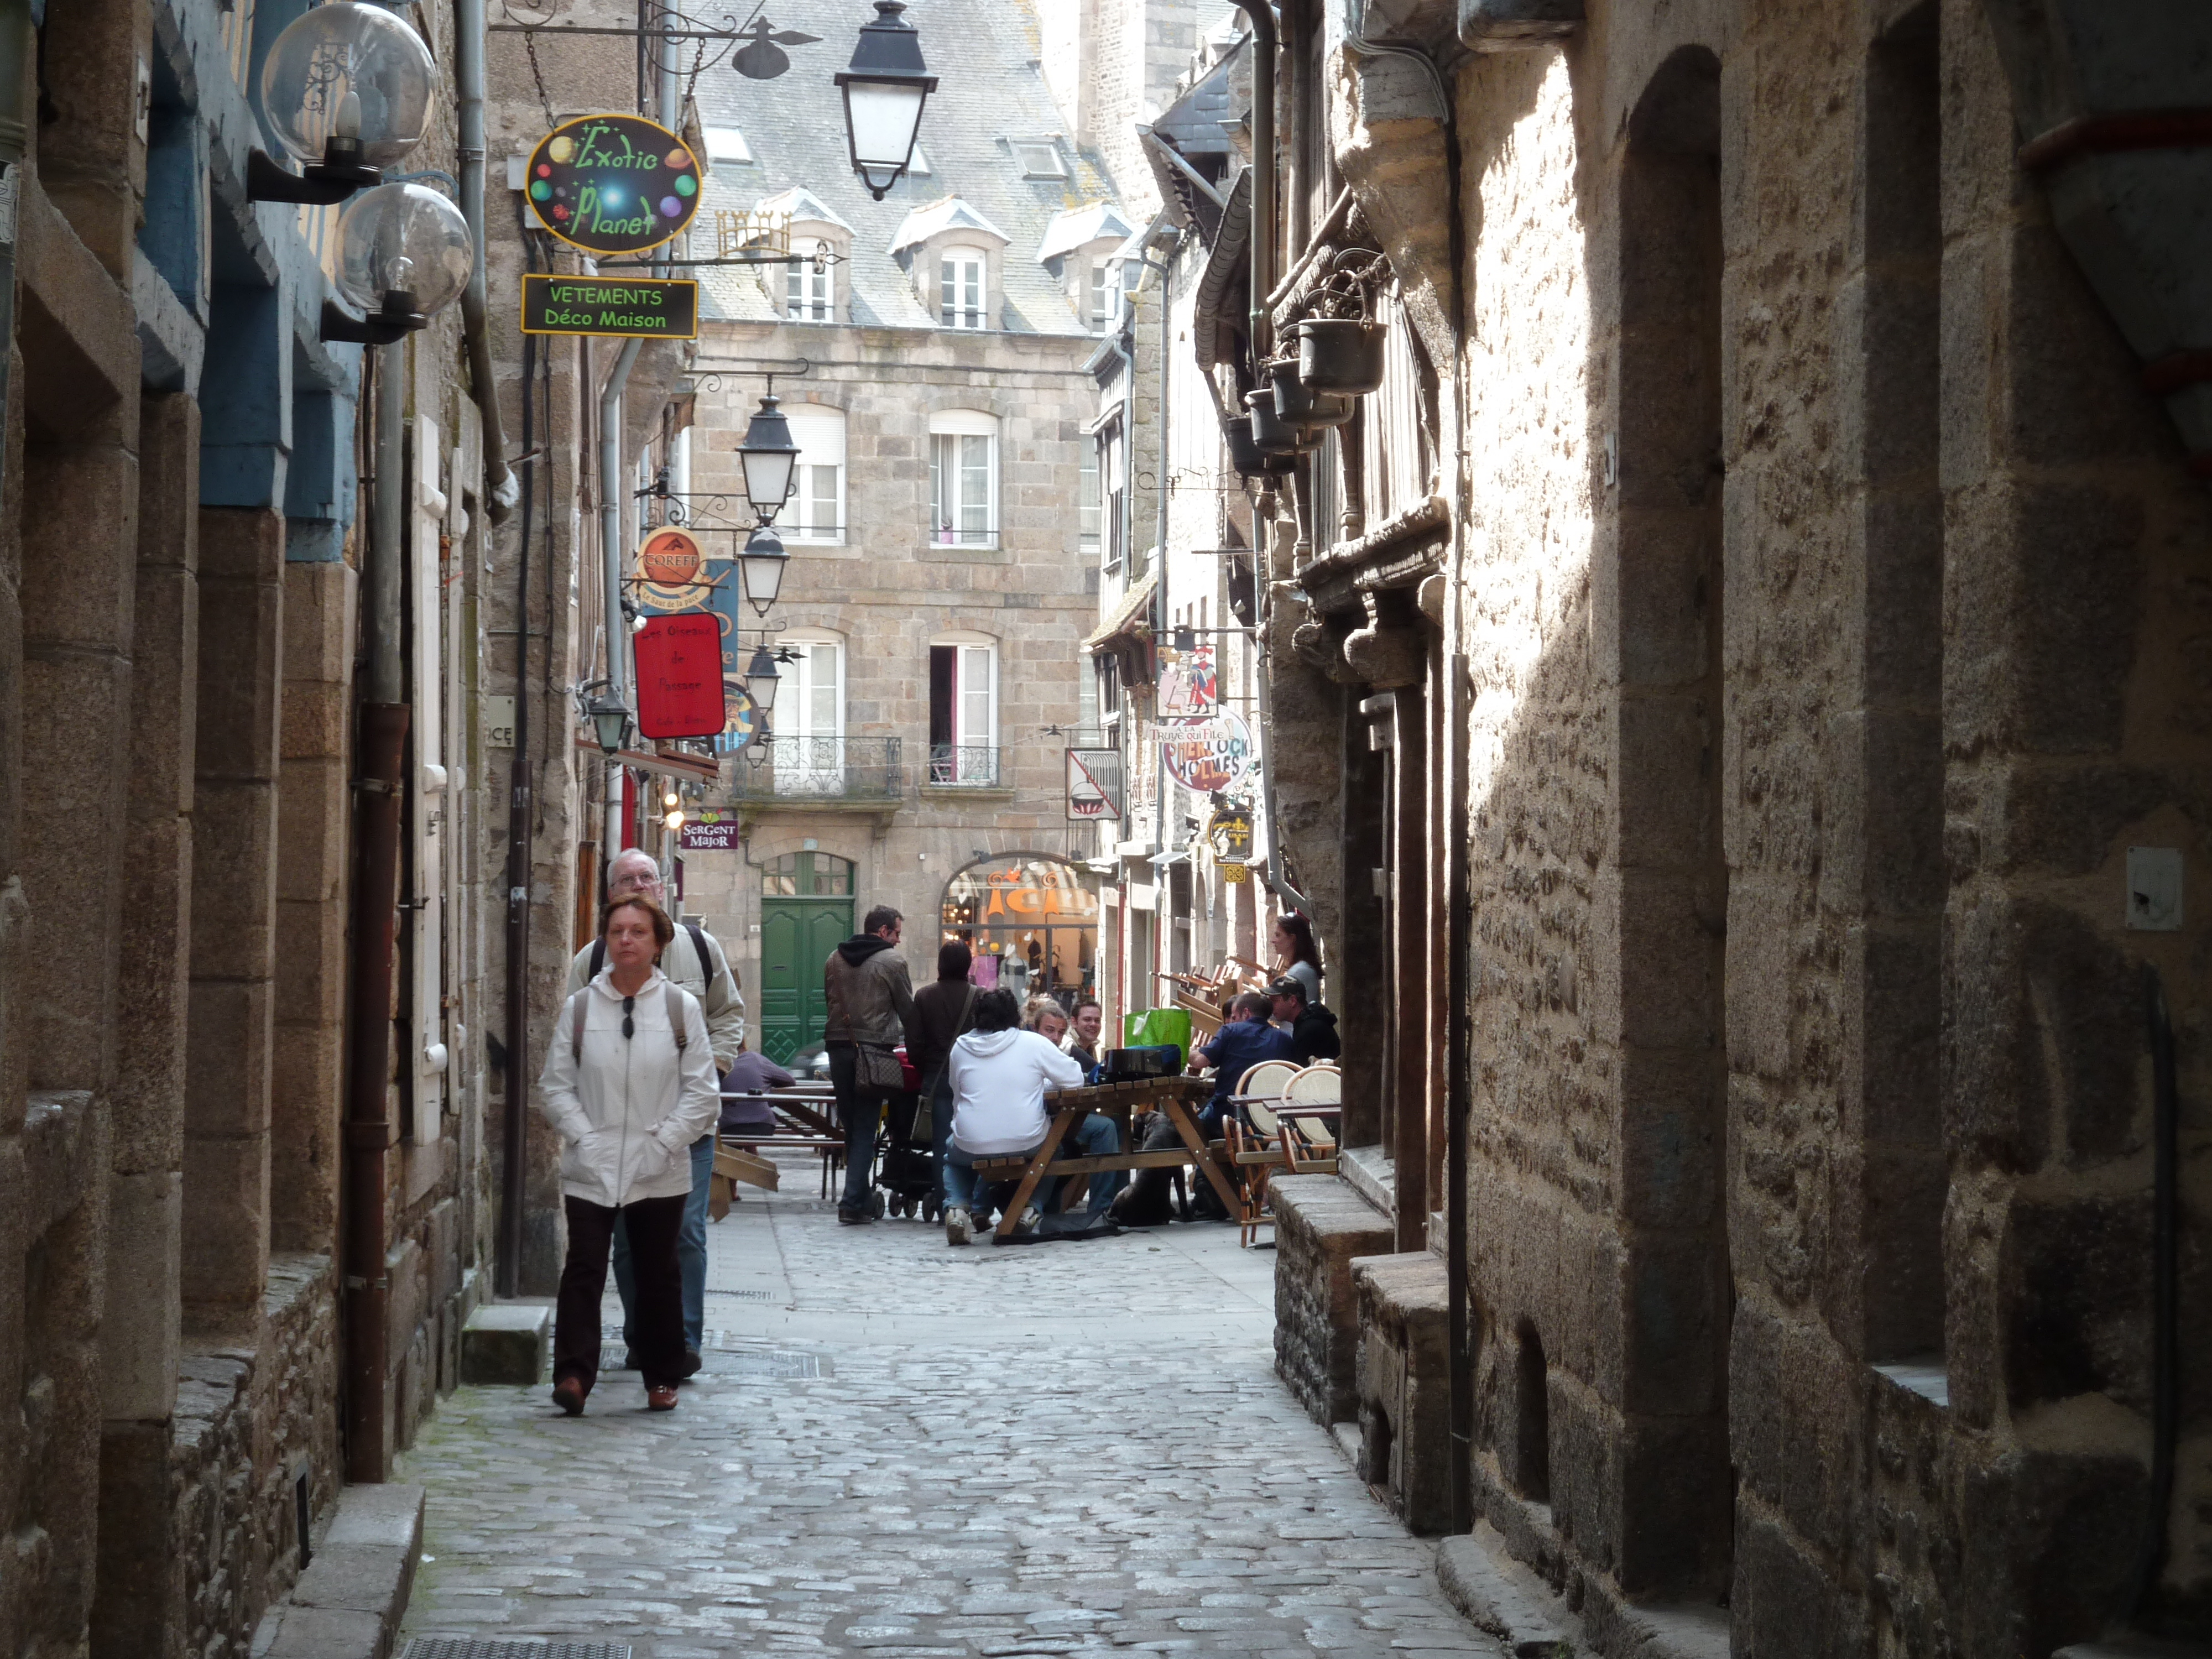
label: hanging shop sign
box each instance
[1159,711,1254,795]
[635,557,745,679]
[712,680,761,755]
[520,273,699,338]
[679,809,744,852]
[638,524,705,588]
[1065,747,1124,822]
[1206,806,1253,864]
[525,113,701,256]
[1158,640,1217,717]
[633,613,724,739]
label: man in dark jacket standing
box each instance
[1269,977,1342,1065]
[822,904,920,1223]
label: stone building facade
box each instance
[2,1,509,1654]
[629,0,1120,1035]
[1076,0,2212,1653]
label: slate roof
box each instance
[688,0,1121,335]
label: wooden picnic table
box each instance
[969,1074,1240,1241]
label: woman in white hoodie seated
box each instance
[942,988,1092,1245]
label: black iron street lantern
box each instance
[743,641,782,711]
[737,393,801,524]
[585,688,632,755]
[738,524,790,617]
[836,1,937,200]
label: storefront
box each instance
[940,855,1099,1005]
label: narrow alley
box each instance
[398,1180,1487,1659]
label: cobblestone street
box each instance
[398,1172,1499,1659]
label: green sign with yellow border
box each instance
[520,274,698,339]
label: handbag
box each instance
[854,1041,905,1093]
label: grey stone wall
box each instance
[1272,1176,1393,1428]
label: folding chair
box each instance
[1276,1065,1342,1175]
[1227,1060,1300,1245]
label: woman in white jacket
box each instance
[538,893,720,1413]
[942,988,1087,1244]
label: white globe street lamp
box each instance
[252,2,435,204]
[324,182,473,345]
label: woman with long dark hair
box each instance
[1272,910,1323,1007]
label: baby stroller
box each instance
[875,1091,939,1221]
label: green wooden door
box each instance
[757,853,854,1064]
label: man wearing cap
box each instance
[1269,976,1342,1066]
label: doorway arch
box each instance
[938,854,1098,1005]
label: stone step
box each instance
[1434,1525,1574,1659]
[252,1484,424,1659]
[459,1301,551,1386]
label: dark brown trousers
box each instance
[554,1192,687,1392]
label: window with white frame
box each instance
[928,409,998,547]
[766,634,847,794]
[1013,140,1066,179]
[939,244,987,328]
[785,256,832,321]
[1079,441,1100,552]
[781,406,845,542]
[1088,259,1119,332]
[928,637,998,785]
[1100,422,1125,573]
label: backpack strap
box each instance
[567,989,588,1066]
[588,937,606,980]
[685,922,709,987]
[666,983,688,1052]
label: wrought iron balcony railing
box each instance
[927,744,1001,787]
[728,735,904,804]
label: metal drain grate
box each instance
[400,1642,632,1659]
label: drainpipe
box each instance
[344,343,410,1481]
[455,0,515,520]
[0,0,33,530]
[1227,0,1277,361]
[599,332,643,857]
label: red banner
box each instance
[633,613,725,739]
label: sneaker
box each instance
[645,1385,678,1411]
[837,1208,874,1226]
[550,1378,586,1416]
[945,1206,973,1246]
[1014,1206,1042,1235]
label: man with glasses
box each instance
[566,847,744,1376]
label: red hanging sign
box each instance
[633,613,725,739]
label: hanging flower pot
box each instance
[1271,359,1353,427]
[1245,389,1313,455]
[1296,317,1387,395]
[1223,413,1297,477]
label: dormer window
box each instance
[1088,260,1119,332]
[940,246,988,328]
[1013,140,1066,179]
[787,258,832,321]
[907,143,932,176]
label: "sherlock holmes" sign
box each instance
[525,113,702,255]
[520,274,698,338]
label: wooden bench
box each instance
[968,1076,1240,1241]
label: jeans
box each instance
[942,1113,1121,1219]
[827,1041,884,1214]
[555,1192,686,1392]
[929,1071,954,1203]
[612,1133,713,1355]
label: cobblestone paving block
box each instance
[399,1185,1503,1659]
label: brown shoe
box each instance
[550,1378,586,1416]
[645,1385,678,1411]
